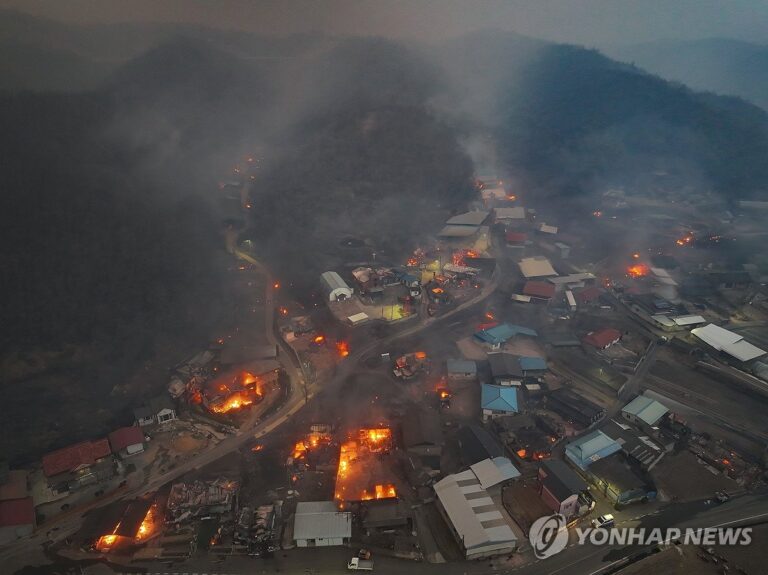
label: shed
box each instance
[621,396,669,427]
[446,359,477,380]
[320,271,354,302]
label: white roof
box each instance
[470,457,521,489]
[320,271,352,292]
[548,273,596,285]
[652,315,676,327]
[538,223,558,234]
[439,225,479,238]
[691,324,766,362]
[446,211,490,226]
[481,187,507,200]
[495,207,525,220]
[434,470,517,551]
[294,501,352,541]
[347,312,369,322]
[672,315,706,326]
[511,294,532,303]
[518,257,557,278]
[565,290,577,307]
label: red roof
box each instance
[506,231,528,243]
[583,328,622,349]
[0,497,35,527]
[477,321,499,331]
[42,439,111,477]
[523,281,556,299]
[575,286,602,304]
[108,426,144,452]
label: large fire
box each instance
[627,264,650,278]
[452,249,479,267]
[292,430,332,460]
[212,391,254,413]
[210,370,263,414]
[336,340,350,358]
[335,428,397,503]
[136,504,157,542]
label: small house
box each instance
[108,426,145,458]
[134,395,177,427]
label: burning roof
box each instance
[334,428,397,504]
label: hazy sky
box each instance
[2,0,768,46]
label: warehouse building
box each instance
[293,501,351,547]
[320,271,354,302]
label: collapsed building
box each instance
[167,478,237,522]
[198,360,280,415]
[334,428,397,505]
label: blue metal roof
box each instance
[481,384,519,413]
[519,356,547,371]
[565,430,621,470]
[474,323,538,345]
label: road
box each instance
[127,491,768,574]
[0,257,500,573]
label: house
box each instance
[446,359,477,381]
[320,271,354,302]
[133,395,177,427]
[546,388,605,427]
[523,281,555,301]
[621,396,669,428]
[537,460,591,519]
[474,323,538,350]
[574,286,602,305]
[518,256,557,278]
[481,384,519,420]
[488,352,524,385]
[691,324,766,363]
[565,430,622,470]
[583,328,622,350]
[402,407,442,457]
[588,455,656,507]
[601,419,667,471]
[293,501,351,547]
[519,356,547,375]
[434,458,519,559]
[0,498,35,544]
[41,439,113,492]
[456,424,505,466]
[108,426,145,458]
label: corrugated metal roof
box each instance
[519,356,547,371]
[470,457,521,489]
[446,211,490,226]
[495,207,525,220]
[692,324,766,362]
[518,256,557,278]
[320,271,352,293]
[672,315,706,326]
[481,384,518,413]
[622,396,669,426]
[447,359,477,374]
[439,224,480,238]
[565,430,621,469]
[294,501,351,541]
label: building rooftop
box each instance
[108,427,144,452]
[495,207,525,220]
[434,469,517,551]
[42,439,111,477]
[518,256,557,278]
[583,328,622,349]
[294,501,352,541]
[481,384,519,413]
[470,457,521,489]
[565,430,621,469]
[548,273,596,285]
[402,407,442,449]
[691,324,766,362]
[446,211,491,226]
[457,425,505,466]
[438,224,480,238]
[523,281,556,299]
[505,231,528,243]
[589,455,648,493]
[622,396,669,426]
[539,460,587,501]
[447,359,477,375]
[519,356,547,371]
[475,323,538,345]
[602,419,666,469]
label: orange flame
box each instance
[313,335,326,344]
[212,391,255,413]
[627,264,649,278]
[336,341,350,357]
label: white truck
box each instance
[347,557,374,570]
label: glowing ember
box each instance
[485,311,495,321]
[627,264,649,278]
[273,281,281,289]
[279,306,289,316]
[313,335,326,344]
[252,444,264,452]
[516,448,527,458]
[336,341,350,357]
[407,257,419,267]
[676,232,694,246]
[632,253,640,259]
[593,210,602,217]
[97,533,118,550]
[360,428,392,449]
[414,351,427,360]
[452,248,479,267]
[506,194,516,201]
[431,287,444,294]
[438,389,451,399]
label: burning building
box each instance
[393,352,430,380]
[334,428,398,505]
[84,498,158,553]
[201,360,280,415]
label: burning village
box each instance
[4,5,768,575]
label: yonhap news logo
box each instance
[529,513,752,560]
[529,513,569,559]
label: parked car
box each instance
[591,514,615,529]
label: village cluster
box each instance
[2,168,768,574]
